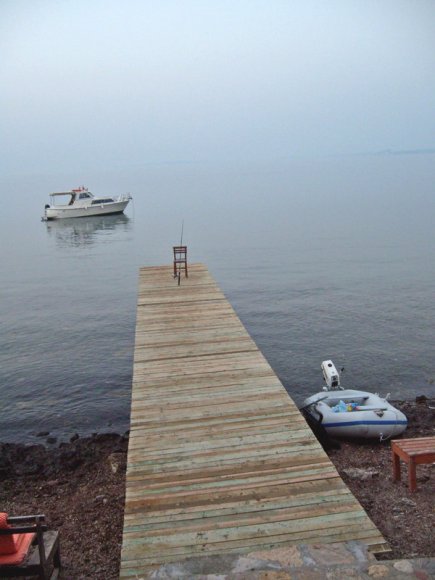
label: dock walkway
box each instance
[120,264,387,578]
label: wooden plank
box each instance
[122,512,376,557]
[123,486,352,527]
[124,502,364,541]
[120,264,387,577]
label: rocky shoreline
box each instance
[0,399,433,579]
[0,433,128,579]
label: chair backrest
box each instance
[0,514,46,567]
[173,245,187,259]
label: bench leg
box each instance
[392,450,401,482]
[408,459,417,492]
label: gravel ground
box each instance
[0,399,433,579]
[0,433,128,579]
[326,399,434,561]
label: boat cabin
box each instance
[48,187,114,208]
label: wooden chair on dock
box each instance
[0,513,61,579]
[173,245,188,278]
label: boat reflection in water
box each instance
[44,213,132,248]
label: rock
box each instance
[327,568,361,578]
[46,436,57,445]
[367,564,390,577]
[36,431,50,437]
[70,433,79,442]
[400,498,417,507]
[342,468,379,481]
[0,447,12,479]
[12,444,48,476]
[108,452,124,474]
[232,556,280,574]
[393,560,414,573]
[248,546,304,568]
[58,448,84,470]
[15,462,41,476]
[415,395,427,404]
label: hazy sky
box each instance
[1,0,435,173]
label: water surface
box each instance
[1,156,434,443]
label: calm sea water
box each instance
[1,156,434,443]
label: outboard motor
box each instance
[321,360,341,390]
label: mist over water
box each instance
[1,155,434,443]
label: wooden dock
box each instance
[120,264,387,577]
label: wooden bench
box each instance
[392,436,435,492]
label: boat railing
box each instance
[118,193,132,202]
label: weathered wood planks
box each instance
[120,264,387,577]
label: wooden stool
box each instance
[391,436,435,492]
[173,246,188,278]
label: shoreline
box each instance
[0,433,128,579]
[0,399,433,578]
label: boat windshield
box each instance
[49,193,73,206]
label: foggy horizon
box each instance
[1,0,435,175]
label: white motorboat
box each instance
[42,186,132,220]
[301,360,407,440]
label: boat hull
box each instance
[302,389,407,439]
[45,200,130,220]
